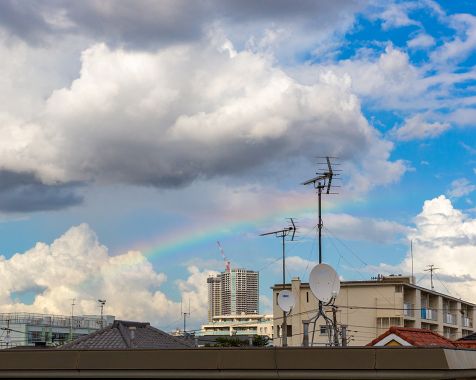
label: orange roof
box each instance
[455,341,476,349]
[367,326,456,348]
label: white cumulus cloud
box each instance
[0,224,215,329]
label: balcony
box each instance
[462,317,473,328]
[444,312,457,325]
[403,303,414,317]
[421,308,437,321]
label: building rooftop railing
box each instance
[0,312,105,329]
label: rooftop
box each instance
[59,320,194,350]
[368,326,456,348]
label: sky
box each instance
[0,0,476,332]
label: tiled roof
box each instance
[458,332,476,341]
[59,320,194,349]
[367,326,456,348]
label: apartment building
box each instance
[199,314,273,339]
[0,312,115,349]
[272,275,476,346]
[207,269,259,321]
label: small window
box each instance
[306,291,309,303]
[286,325,292,337]
[395,285,403,293]
[320,325,328,335]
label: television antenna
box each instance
[260,218,297,347]
[98,299,106,329]
[302,156,341,346]
[217,241,231,272]
[302,156,339,264]
[181,299,191,337]
[425,264,439,290]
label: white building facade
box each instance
[0,312,115,349]
[200,314,273,338]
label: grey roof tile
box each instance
[59,320,194,349]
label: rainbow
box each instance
[126,191,364,263]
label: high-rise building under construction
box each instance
[207,269,259,321]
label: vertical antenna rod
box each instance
[302,156,336,264]
[260,218,296,347]
[98,299,106,329]
[425,264,439,290]
[70,298,76,342]
[411,240,414,283]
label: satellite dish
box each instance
[309,263,340,303]
[277,290,295,312]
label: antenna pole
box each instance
[282,233,287,347]
[318,184,323,264]
[70,298,76,342]
[424,264,439,290]
[260,219,297,347]
[411,240,414,283]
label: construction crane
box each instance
[217,241,231,272]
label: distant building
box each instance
[199,314,273,339]
[272,275,476,347]
[59,320,193,349]
[0,312,114,349]
[207,269,259,321]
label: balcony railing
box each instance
[462,317,473,328]
[421,308,437,321]
[444,312,457,325]
[403,303,414,317]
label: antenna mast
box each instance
[260,218,297,347]
[425,264,439,290]
[98,299,106,329]
[217,241,230,272]
[302,156,341,347]
[302,156,338,264]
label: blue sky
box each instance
[0,0,475,331]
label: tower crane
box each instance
[217,241,231,272]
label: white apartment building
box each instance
[200,314,273,338]
[272,275,476,346]
[0,312,115,349]
[207,269,259,321]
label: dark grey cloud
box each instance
[0,0,360,49]
[0,170,83,212]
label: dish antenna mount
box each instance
[302,157,342,346]
[260,218,297,347]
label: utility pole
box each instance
[260,219,296,347]
[70,298,75,342]
[98,299,106,329]
[181,299,190,337]
[425,265,439,290]
[332,307,339,346]
[5,319,10,349]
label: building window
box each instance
[395,285,403,293]
[286,325,292,338]
[306,292,309,303]
[320,325,328,335]
[377,317,401,328]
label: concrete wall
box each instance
[2,347,476,378]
